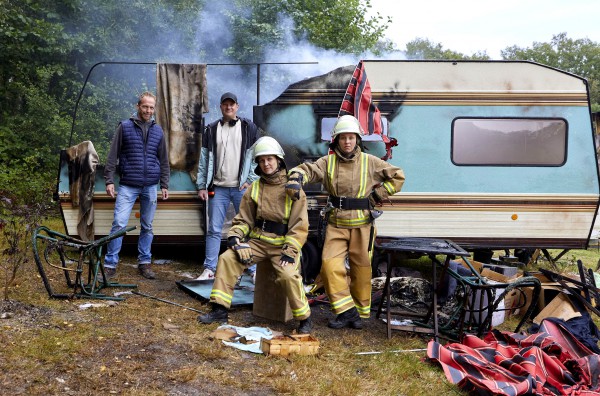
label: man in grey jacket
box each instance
[196,92,259,281]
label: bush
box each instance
[0,164,56,300]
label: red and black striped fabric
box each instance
[427,319,600,395]
[339,60,388,143]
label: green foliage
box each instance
[0,0,79,178]
[223,0,285,62]
[501,33,600,110]
[63,0,205,62]
[283,0,393,55]
[0,160,55,301]
[405,38,491,60]
[224,0,393,62]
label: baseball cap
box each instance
[220,92,238,104]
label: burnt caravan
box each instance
[253,60,600,262]
[57,60,600,270]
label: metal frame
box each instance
[375,238,541,341]
[32,225,137,301]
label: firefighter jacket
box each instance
[291,146,405,228]
[228,168,308,260]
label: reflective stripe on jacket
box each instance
[292,147,405,229]
[229,169,308,259]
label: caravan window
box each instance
[321,117,388,142]
[452,118,567,166]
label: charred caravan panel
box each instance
[253,60,600,250]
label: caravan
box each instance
[57,60,600,268]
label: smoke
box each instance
[196,9,361,119]
[197,8,401,120]
[74,1,401,125]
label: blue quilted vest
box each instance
[118,119,163,187]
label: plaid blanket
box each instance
[427,318,600,395]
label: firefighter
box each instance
[198,136,312,334]
[285,115,405,329]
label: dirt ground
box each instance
[1,245,451,396]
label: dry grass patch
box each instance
[2,217,600,394]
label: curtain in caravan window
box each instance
[156,64,208,181]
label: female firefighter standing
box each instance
[286,115,405,329]
[198,136,312,334]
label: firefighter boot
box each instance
[197,303,228,324]
[297,316,313,334]
[328,307,363,329]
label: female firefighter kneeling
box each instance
[198,136,312,334]
[286,115,405,329]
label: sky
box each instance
[368,0,600,59]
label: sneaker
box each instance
[195,268,215,281]
[138,264,156,279]
[197,303,228,324]
[297,316,313,334]
[104,267,117,280]
[328,307,363,329]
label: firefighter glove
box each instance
[285,172,303,201]
[370,185,388,206]
[233,242,253,265]
[279,254,295,266]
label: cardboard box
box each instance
[260,334,319,356]
[481,268,511,283]
[456,258,485,274]
[533,293,581,324]
[508,279,563,318]
[503,288,521,319]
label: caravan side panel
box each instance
[254,60,600,249]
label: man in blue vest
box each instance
[103,91,170,280]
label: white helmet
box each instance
[331,115,364,140]
[253,136,285,161]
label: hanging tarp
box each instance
[176,275,255,307]
[156,63,208,181]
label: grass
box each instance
[1,216,599,395]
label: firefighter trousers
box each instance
[209,239,310,320]
[320,224,375,318]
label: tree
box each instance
[0,0,78,177]
[223,0,393,63]
[0,162,54,301]
[501,33,600,111]
[405,38,490,60]
[284,0,393,55]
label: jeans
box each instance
[104,184,158,268]
[204,186,256,274]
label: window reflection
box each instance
[452,118,567,166]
